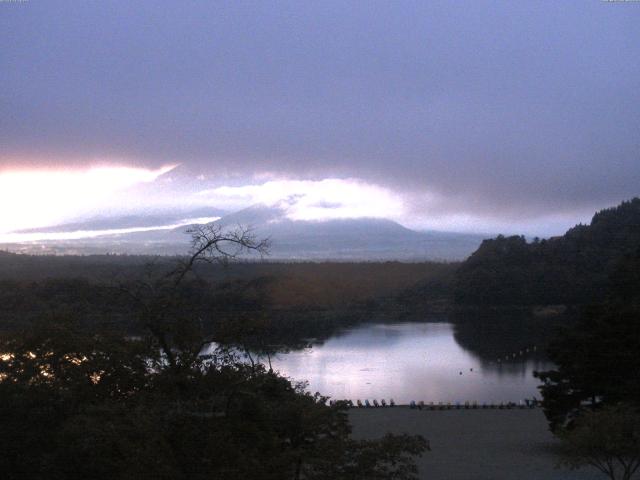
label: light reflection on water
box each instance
[272,322,551,404]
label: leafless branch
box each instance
[168,224,270,286]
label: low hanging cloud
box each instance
[200,178,406,222]
[1,2,639,234]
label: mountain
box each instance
[206,204,485,260]
[1,203,485,260]
[454,197,640,306]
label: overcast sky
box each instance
[1,1,639,235]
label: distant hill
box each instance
[2,203,485,261]
[454,198,640,306]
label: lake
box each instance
[271,322,552,405]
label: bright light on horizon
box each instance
[0,216,219,243]
[0,164,177,233]
[0,163,590,241]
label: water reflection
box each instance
[272,322,553,404]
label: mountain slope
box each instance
[205,204,485,260]
[2,203,485,260]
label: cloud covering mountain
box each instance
[1,202,485,261]
[2,1,639,235]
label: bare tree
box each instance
[168,224,270,286]
[120,224,269,370]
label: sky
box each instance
[1,1,639,236]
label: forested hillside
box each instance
[454,198,640,306]
[535,248,640,430]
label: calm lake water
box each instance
[271,322,552,404]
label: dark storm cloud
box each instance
[1,0,639,220]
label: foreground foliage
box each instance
[558,405,640,480]
[534,249,640,479]
[0,226,426,479]
[535,249,640,431]
[0,318,426,480]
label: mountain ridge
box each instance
[1,203,486,260]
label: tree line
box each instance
[454,198,640,306]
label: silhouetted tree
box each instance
[120,224,269,370]
[557,404,640,480]
[0,317,427,479]
[535,249,640,430]
[0,224,428,479]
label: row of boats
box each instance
[407,399,540,410]
[329,398,540,409]
[329,399,395,407]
